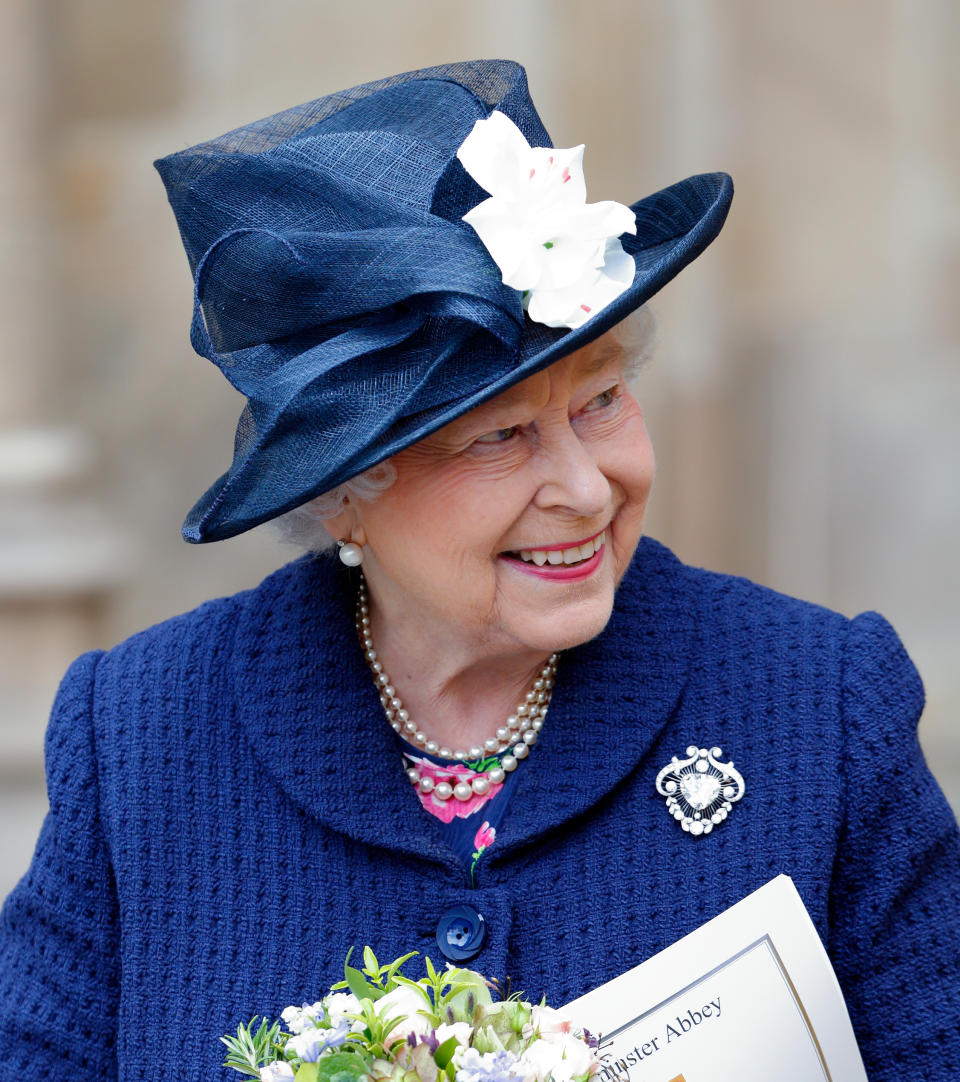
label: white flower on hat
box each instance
[457,110,637,330]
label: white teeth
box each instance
[515,529,606,566]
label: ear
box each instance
[319,502,367,549]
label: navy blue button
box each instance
[436,904,486,962]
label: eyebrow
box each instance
[452,343,626,432]
[578,342,626,375]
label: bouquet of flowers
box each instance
[221,949,600,1082]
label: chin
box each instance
[522,591,616,654]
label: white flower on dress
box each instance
[457,110,637,330]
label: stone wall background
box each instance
[1,0,958,898]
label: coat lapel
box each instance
[232,553,460,870]
[232,539,693,867]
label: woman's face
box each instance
[335,331,655,660]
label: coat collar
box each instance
[232,538,694,869]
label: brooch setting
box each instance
[655,745,745,837]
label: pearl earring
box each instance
[337,539,364,567]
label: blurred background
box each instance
[1,0,958,897]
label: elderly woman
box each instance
[1,60,958,1081]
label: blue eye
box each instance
[474,426,519,444]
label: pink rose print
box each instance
[470,821,496,886]
[474,822,496,851]
[404,754,504,824]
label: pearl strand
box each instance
[355,576,558,802]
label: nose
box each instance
[533,420,611,518]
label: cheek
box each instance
[603,421,655,574]
[604,410,656,506]
[627,437,656,501]
[365,465,525,569]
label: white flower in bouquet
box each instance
[525,1004,574,1040]
[457,110,637,330]
[280,1000,325,1035]
[286,1017,352,1062]
[221,948,602,1082]
[325,991,362,1027]
[259,1061,295,1081]
[519,1031,595,1082]
[373,982,434,1041]
[436,1021,474,1046]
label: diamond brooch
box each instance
[655,745,745,837]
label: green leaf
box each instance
[316,1051,372,1082]
[391,974,430,999]
[380,1013,406,1040]
[220,1015,284,1077]
[362,946,380,977]
[433,1037,459,1070]
[345,962,382,1002]
[296,1065,320,1082]
[382,951,419,989]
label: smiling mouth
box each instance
[503,529,607,568]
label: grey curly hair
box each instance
[272,305,657,554]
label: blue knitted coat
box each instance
[2,538,959,1080]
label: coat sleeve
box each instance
[828,612,960,1081]
[0,650,119,1078]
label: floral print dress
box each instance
[397,739,517,885]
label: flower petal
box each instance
[536,235,606,291]
[526,239,634,328]
[260,1062,296,1081]
[558,200,637,240]
[457,112,637,329]
[597,236,636,286]
[457,111,533,200]
[526,145,586,206]
[463,199,544,289]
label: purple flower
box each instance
[456,1047,525,1082]
[408,1031,440,1053]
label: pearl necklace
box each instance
[355,576,558,802]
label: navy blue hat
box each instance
[155,59,732,543]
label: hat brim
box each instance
[183,170,732,543]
